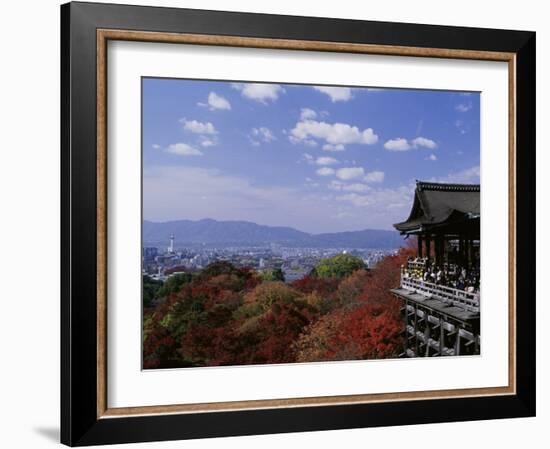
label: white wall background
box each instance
[0,0,546,448]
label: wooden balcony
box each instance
[391,268,480,357]
[400,276,480,313]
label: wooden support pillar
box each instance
[424,316,430,356]
[414,303,418,355]
[425,237,431,262]
[418,235,423,258]
[439,318,444,356]
[436,237,443,267]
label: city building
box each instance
[168,234,174,254]
[142,247,158,262]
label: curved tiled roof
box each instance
[394,181,480,233]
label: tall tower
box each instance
[168,234,174,253]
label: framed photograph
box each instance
[61,1,536,446]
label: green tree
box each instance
[142,275,163,307]
[156,272,193,298]
[312,253,365,279]
[261,268,285,282]
[195,261,241,281]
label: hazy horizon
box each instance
[142,216,402,236]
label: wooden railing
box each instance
[400,276,480,313]
[407,258,427,271]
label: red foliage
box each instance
[242,301,315,364]
[294,250,412,362]
[144,252,411,368]
[291,275,340,296]
[326,303,403,360]
[358,247,415,306]
[142,324,177,369]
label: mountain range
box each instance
[143,219,403,249]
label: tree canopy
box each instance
[143,249,412,369]
[311,253,365,279]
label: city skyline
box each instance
[143,78,480,233]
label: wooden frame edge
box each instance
[97,28,108,418]
[508,56,517,395]
[95,28,517,419]
[100,386,514,418]
[97,29,515,61]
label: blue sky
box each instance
[143,78,480,233]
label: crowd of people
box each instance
[402,257,480,295]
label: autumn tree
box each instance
[335,269,371,310]
[294,249,411,362]
[143,261,259,368]
[293,275,340,311]
[232,281,317,365]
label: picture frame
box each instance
[60,1,536,446]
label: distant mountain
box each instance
[313,229,404,249]
[143,219,403,249]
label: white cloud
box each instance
[152,144,161,150]
[454,119,468,134]
[335,167,364,181]
[165,143,203,156]
[335,193,371,207]
[426,154,437,161]
[300,108,317,120]
[436,166,480,184]
[384,138,411,151]
[455,102,472,112]
[143,165,479,231]
[316,167,335,176]
[143,166,415,232]
[199,137,217,147]
[411,136,437,149]
[180,119,217,135]
[313,86,353,102]
[231,83,284,103]
[289,136,318,147]
[363,171,385,183]
[328,181,371,193]
[335,183,415,213]
[289,119,378,149]
[144,166,301,224]
[199,91,231,111]
[316,156,339,166]
[322,143,345,152]
[384,136,437,151]
[250,127,276,145]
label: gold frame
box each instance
[96,29,516,419]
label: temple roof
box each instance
[394,181,480,234]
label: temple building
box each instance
[391,181,480,357]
